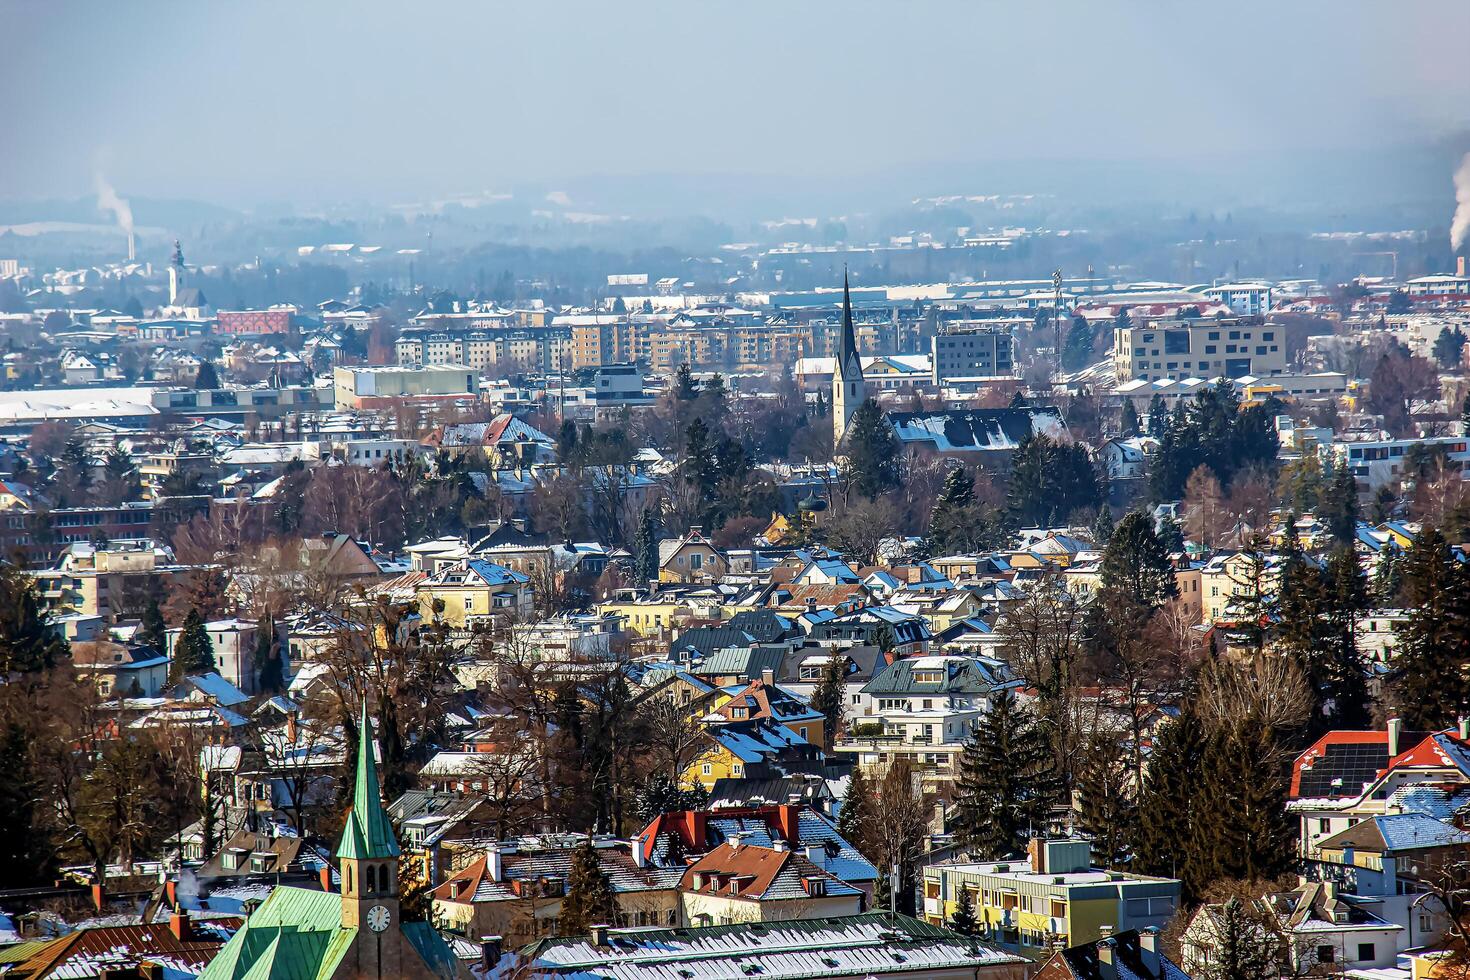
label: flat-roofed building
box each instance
[333,365,478,410]
[1113,316,1286,382]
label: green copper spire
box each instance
[336,702,400,860]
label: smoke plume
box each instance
[95,174,134,238]
[1453,152,1470,253]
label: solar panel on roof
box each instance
[1298,743,1388,798]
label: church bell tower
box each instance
[168,239,186,306]
[832,271,865,446]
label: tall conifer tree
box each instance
[952,691,1061,859]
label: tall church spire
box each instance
[337,702,400,861]
[832,269,866,445]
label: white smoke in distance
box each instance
[1453,151,1470,254]
[95,174,134,238]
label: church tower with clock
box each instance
[199,703,459,980]
[337,702,404,975]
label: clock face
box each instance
[367,905,391,933]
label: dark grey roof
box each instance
[727,609,800,644]
[886,406,1065,452]
[862,656,1018,696]
[776,644,886,684]
[708,775,833,810]
[668,625,758,659]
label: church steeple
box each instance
[339,702,400,863]
[338,703,400,932]
[168,239,186,306]
[832,270,865,445]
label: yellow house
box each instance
[659,529,727,584]
[922,839,1180,957]
[682,720,816,793]
[1200,551,1288,625]
[597,597,689,637]
[416,558,533,628]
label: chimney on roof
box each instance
[590,924,611,948]
[805,597,817,612]
[1459,256,1467,278]
[1028,837,1046,874]
[730,831,746,851]
[1388,717,1403,757]
[772,839,789,853]
[804,844,824,868]
[1459,717,1469,741]
[1097,934,1116,969]
[761,667,775,686]
[632,836,647,868]
[319,865,333,892]
[488,844,505,882]
[480,935,503,969]
[169,906,192,942]
[1138,926,1161,975]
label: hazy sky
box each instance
[4,0,1469,207]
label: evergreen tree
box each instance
[1317,458,1360,546]
[633,774,707,822]
[1274,515,1316,646]
[632,508,659,586]
[928,465,975,555]
[1433,325,1468,369]
[1062,316,1094,372]
[1319,546,1371,729]
[1091,506,1114,547]
[134,597,167,650]
[1197,722,1297,885]
[810,654,847,745]
[1008,434,1101,527]
[840,398,901,499]
[1390,527,1470,729]
[0,565,68,673]
[1372,543,1403,604]
[1462,393,1470,433]
[1132,704,1210,898]
[255,617,284,693]
[1099,512,1178,608]
[0,715,55,884]
[672,362,698,401]
[1202,897,1282,980]
[948,887,980,936]
[169,608,216,682]
[559,839,620,935]
[194,359,220,390]
[557,418,578,461]
[1156,513,1185,554]
[952,691,1061,858]
[1074,738,1136,870]
[1223,541,1273,655]
[1146,394,1167,438]
[1120,400,1141,438]
[836,764,876,857]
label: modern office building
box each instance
[1112,316,1286,382]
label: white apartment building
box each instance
[1204,281,1274,316]
[1113,316,1287,382]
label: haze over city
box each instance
[5,4,1470,980]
